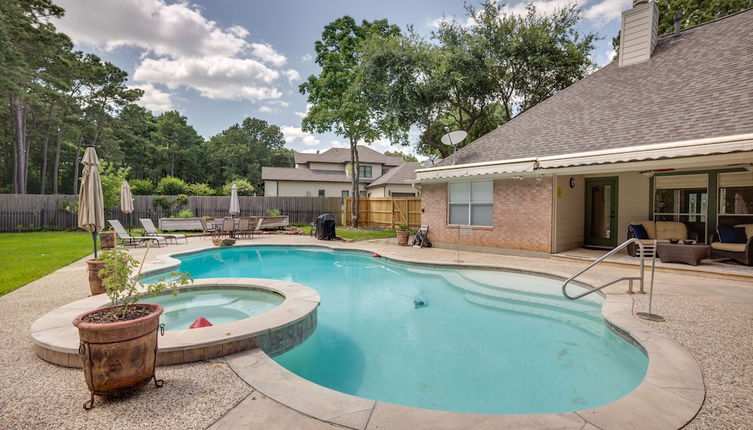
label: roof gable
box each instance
[295,145,404,166]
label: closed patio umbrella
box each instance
[78,146,105,258]
[229,183,240,216]
[121,180,135,232]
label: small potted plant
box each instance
[397,224,410,246]
[73,247,191,409]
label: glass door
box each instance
[585,177,618,248]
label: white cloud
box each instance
[294,103,312,118]
[284,69,301,83]
[259,100,290,113]
[250,43,287,66]
[500,0,588,18]
[130,83,172,112]
[55,0,295,104]
[331,140,348,148]
[300,53,314,62]
[584,0,631,25]
[282,126,320,146]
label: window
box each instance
[318,189,325,197]
[448,181,492,226]
[359,190,367,197]
[359,165,372,178]
[341,190,349,197]
[653,174,708,242]
[718,172,753,229]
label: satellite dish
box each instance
[441,130,467,165]
[441,130,467,146]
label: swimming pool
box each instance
[147,246,647,414]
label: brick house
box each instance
[416,2,753,255]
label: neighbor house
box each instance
[415,1,753,256]
[263,146,420,197]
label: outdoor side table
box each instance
[656,243,710,266]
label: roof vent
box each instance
[618,0,659,66]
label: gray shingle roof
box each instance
[367,163,420,187]
[295,145,405,166]
[262,167,370,183]
[439,9,753,167]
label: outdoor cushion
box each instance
[629,224,649,239]
[630,220,655,239]
[734,224,753,239]
[655,221,688,240]
[711,242,747,252]
[718,226,748,243]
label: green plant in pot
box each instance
[73,247,191,410]
[397,224,410,246]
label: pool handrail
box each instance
[562,238,657,300]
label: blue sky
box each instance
[54,0,628,156]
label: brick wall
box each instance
[421,177,553,253]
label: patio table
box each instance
[656,242,710,266]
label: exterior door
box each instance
[585,177,618,248]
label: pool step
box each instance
[464,294,607,337]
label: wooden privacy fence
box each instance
[343,197,421,230]
[0,194,342,231]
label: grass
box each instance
[0,232,94,296]
[297,225,396,240]
[297,225,396,241]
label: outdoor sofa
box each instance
[710,224,753,266]
[626,220,698,257]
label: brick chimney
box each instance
[618,0,659,66]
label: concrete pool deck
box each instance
[3,235,752,429]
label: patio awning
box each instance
[415,158,537,182]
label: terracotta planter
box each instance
[99,232,116,250]
[397,230,410,246]
[73,303,164,409]
[86,259,106,295]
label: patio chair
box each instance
[237,218,251,239]
[108,220,165,247]
[222,218,235,238]
[139,218,188,244]
[199,218,216,239]
[250,218,264,239]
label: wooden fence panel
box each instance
[343,197,422,230]
[0,194,343,231]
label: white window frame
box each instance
[447,180,493,226]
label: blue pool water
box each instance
[144,289,283,331]
[145,246,647,414]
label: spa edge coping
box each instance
[30,278,319,367]
[41,242,704,429]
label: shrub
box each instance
[129,179,154,195]
[178,209,194,218]
[220,178,255,196]
[152,196,172,213]
[188,183,214,196]
[267,209,281,217]
[155,176,189,195]
[174,194,189,209]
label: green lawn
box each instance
[0,232,94,296]
[298,225,396,241]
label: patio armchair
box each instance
[626,220,698,257]
[108,219,166,247]
[237,218,251,239]
[199,218,217,239]
[222,218,235,238]
[710,224,753,265]
[139,218,188,244]
[249,218,264,239]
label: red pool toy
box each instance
[189,317,213,329]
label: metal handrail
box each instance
[562,238,656,300]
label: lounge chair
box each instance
[108,220,166,247]
[139,218,188,244]
[250,218,264,239]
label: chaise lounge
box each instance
[626,220,698,257]
[710,224,753,266]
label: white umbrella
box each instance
[78,146,105,258]
[120,180,134,214]
[229,183,240,215]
